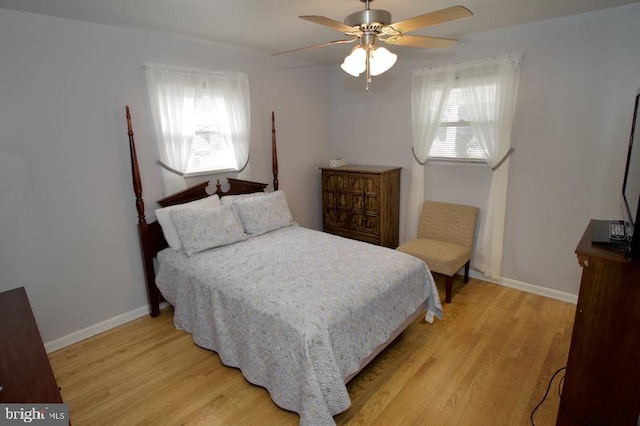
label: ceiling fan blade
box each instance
[386,6,472,34]
[384,34,458,49]
[272,39,356,56]
[299,15,359,34]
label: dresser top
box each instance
[575,220,640,265]
[319,165,401,173]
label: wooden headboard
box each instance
[126,106,280,317]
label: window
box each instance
[186,95,237,175]
[145,64,251,191]
[409,54,522,280]
[428,84,496,161]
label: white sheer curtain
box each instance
[206,72,252,180]
[404,66,457,242]
[145,64,251,195]
[457,54,522,279]
[145,64,201,194]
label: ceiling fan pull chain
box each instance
[365,48,371,92]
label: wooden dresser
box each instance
[320,165,401,248]
[0,287,63,404]
[557,220,640,425]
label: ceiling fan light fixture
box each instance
[341,44,397,79]
[279,2,472,90]
[369,46,397,76]
[340,46,367,77]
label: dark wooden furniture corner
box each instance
[557,220,640,425]
[0,287,63,403]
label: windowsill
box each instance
[183,167,236,178]
[427,157,487,166]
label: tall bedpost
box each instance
[127,106,146,225]
[272,111,279,191]
[126,106,161,317]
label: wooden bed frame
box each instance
[126,106,280,317]
[125,107,434,417]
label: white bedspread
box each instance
[156,225,441,425]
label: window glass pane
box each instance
[185,94,237,174]
[442,88,470,122]
[429,124,483,159]
[428,85,494,161]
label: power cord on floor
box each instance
[531,366,592,426]
[530,366,566,425]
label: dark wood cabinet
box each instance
[0,287,63,404]
[557,220,640,425]
[320,165,400,248]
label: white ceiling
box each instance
[1,0,637,64]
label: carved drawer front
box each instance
[350,192,379,215]
[323,171,350,228]
[323,207,349,227]
[351,214,380,234]
[323,172,349,209]
[350,173,380,236]
[323,172,348,191]
[324,191,348,210]
[350,174,379,194]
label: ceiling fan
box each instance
[273,0,472,90]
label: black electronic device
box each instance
[621,88,640,259]
[592,88,640,259]
[591,219,628,249]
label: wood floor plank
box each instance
[49,276,574,425]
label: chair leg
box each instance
[464,260,470,283]
[445,275,453,303]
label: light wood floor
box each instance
[49,276,576,425]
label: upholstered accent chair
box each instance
[397,201,479,303]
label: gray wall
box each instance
[327,3,640,296]
[0,8,330,345]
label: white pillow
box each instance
[170,205,247,256]
[220,192,266,206]
[155,195,222,250]
[233,190,294,235]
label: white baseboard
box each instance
[44,302,169,353]
[498,277,578,304]
[468,270,578,304]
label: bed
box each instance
[125,107,442,425]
